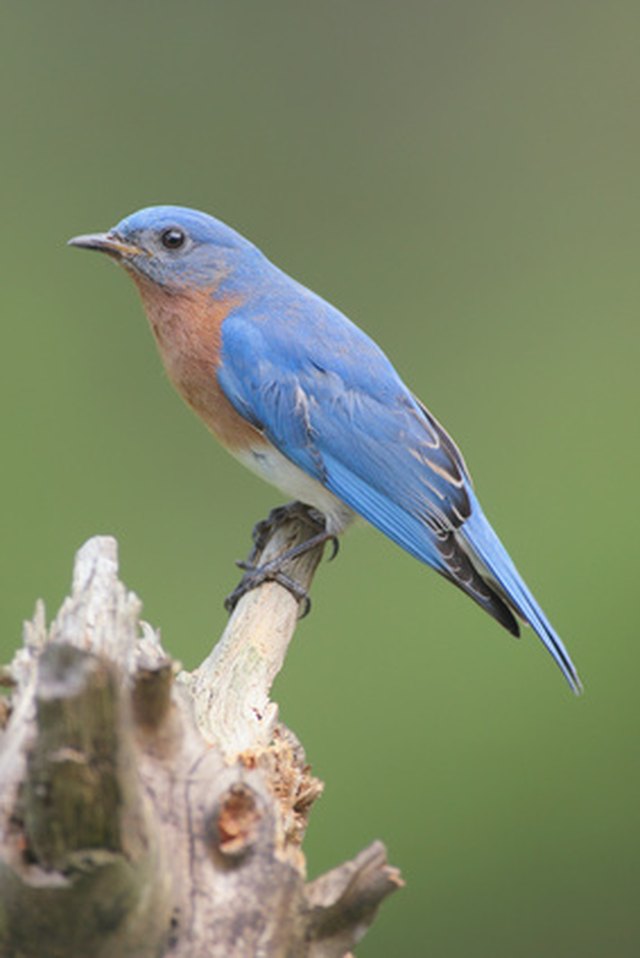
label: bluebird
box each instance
[69,206,582,693]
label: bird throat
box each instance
[131,274,262,451]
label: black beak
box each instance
[67,232,142,259]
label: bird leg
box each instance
[224,502,339,616]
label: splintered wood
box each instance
[0,519,402,957]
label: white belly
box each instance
[233,443,355,534]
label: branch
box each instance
[182,505,327,756]
[0,515,402,956]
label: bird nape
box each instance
[69,205,582,695]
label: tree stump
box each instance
[0,511,402,957]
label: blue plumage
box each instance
[218,273,582,694]
[70,204,582,694]
[460,495,581,692]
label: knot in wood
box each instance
[209,782,262,863]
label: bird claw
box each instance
[225,501,338,617]
[327,536,340,561]
[224,564,310,617]
[251,501,338,563]
[248,501,325,556]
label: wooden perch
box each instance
[0,511,402,957]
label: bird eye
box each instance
[160,228,186,250]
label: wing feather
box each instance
[215,293,580,692]
[217,309,518,631]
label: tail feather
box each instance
[460,497,582,695]
[436,531,521,638]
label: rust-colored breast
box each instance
[132,275,265,453]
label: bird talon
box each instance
[225,503,334,616]
[327,536,340,561]
[224,563,310,615]
[298,595,312,619]
[250,515,277,552]
[223,587,243,614]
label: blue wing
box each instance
[218,295,581,693]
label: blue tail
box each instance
[460,495,582,694]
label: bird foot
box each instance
[246,502,327,558]
[224,501,339,616]
[224,563,312,617]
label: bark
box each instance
[0,511,402,957]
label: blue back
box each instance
[107,205,581,692]
[216,251,582,693]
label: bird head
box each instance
[68,205,262,292]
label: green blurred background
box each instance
[2,1,638,954]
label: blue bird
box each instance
[69,206,582,693]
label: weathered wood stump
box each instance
[0,511,402,957]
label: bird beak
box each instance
[67,232,142,259]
